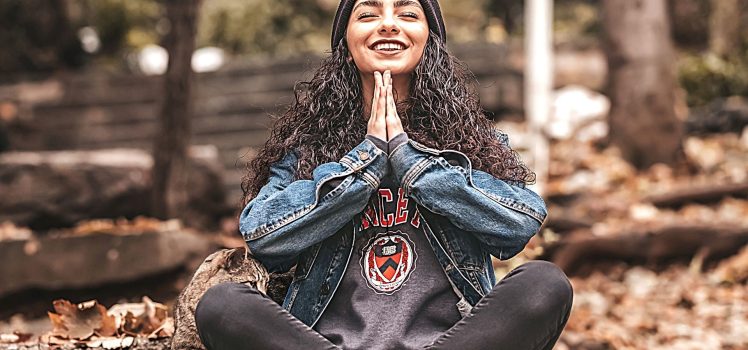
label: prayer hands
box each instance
[366,70,404,142]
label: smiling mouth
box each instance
[370,41,408,53]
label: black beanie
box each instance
[331,0,447,50]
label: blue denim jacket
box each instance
[239,133,548,328]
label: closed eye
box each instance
[357,12,378,19]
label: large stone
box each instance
[0,147,231,231]
[170,247,293,350]
[0,228,210,298]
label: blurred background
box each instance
[0,0,747,349]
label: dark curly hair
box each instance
[240,32,535,208]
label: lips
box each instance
[369,40,408,53]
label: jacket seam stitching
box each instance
[401,158,432,193]
[360,170,379,188]
[480,190,545,224]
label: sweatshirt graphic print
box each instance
[358,186,422,294]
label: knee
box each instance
[195,283,231,331]
[195,282,257,332]
[517,260,573,317]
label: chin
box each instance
[362,62,415,75]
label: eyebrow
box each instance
[353,0,423,12]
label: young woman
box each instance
[195,0,573,349]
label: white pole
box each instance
[524,0,553,196]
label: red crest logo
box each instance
[360,231,417,294]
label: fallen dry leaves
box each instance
[1,297,174,349]
[557,263,748,350]
[500,126,748,349]
[545,131,748,237]
[48,300,117,340]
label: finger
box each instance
[376,76,387,138]
[386,84,394,118]
[374,71,384,119]
[375,71,384,90]
[386,84,404,136]
[370,72,382,120]
[377,76,387,121]
[369,85,379,121]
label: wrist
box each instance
[365,134,388,154]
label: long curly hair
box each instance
[241,32,535,208]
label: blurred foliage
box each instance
[553,0,599,43]
[195,0,601,55]
[3,0,743,98]
[197,0,335,56]
[0,0,609,73]
[668,0,710,50]
[84,0,163,53]
[0,0,86,75]
[196,0,500,55]
[679,52,748,107]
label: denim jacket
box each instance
[239,133,548,328]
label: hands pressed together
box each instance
[367,70,404,142]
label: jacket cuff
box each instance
[387,132,408,153]
[365,134,388,154]
[340,137,389,189]
[389,141,430,193]
[389,139,472,193]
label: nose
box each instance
[378,14,400,35]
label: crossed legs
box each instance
[194,260,573,350]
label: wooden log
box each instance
[32,93,286,133]
[644,182,748,208]
[0,229,210,298]
[0,147,230,230]
[541,225,748,276]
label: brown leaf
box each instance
[48,299,116,340]
[97,307,118,337]
[48,311,67,337]
[142,296,168,333]
[147,317,174,339]
[122,311,143,335]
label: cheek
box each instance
[406,26,429,55]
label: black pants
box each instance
[195,260,573,350]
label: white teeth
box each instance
[374,42,405,51]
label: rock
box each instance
[686,96,748,135]
[0,147,231,231]
[549,85,610,142]
[171,247,293,350]
[0,228,210,298]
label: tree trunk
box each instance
[151,0,201,220]
[602,0,683,169]
[709,0,741,57]
[524,0,553,195]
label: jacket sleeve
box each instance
[239,138,388,272]
[388,133,547,261]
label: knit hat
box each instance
[331,0,447,50]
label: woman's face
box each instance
[346,0,430,76]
